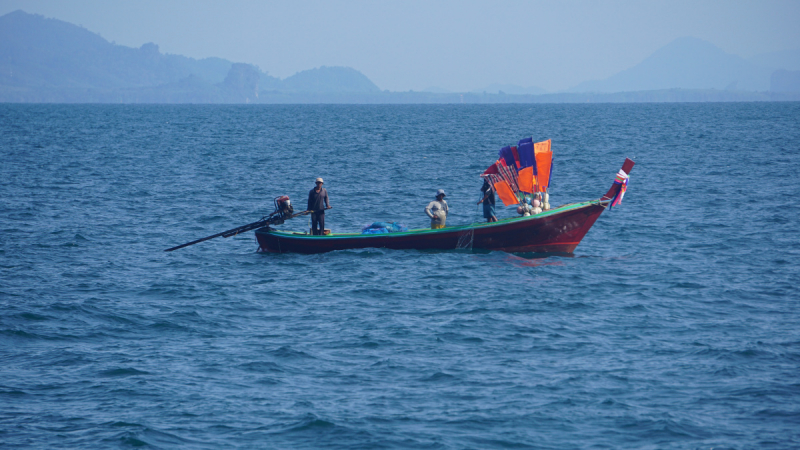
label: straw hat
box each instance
[315,177,324,183]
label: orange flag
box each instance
[534,139,552,192]
[533,139,551,154]
[517,166,534,193]
[493,180,519,206]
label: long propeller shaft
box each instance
[164,210,315,252]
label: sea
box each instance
[1,103,799,449]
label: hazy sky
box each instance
[2,0,799,91]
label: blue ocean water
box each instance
[1,103,799,449]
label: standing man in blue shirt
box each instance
[307,177,331,235]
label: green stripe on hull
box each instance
[266,200,604,239]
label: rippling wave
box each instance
[1,103,799,448]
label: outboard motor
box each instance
[273,195,294,223]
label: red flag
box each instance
[482,163,499,175]
[510,146,521,169]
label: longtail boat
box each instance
[253,158,634,254]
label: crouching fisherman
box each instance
[425,189,449,229]
[307,177,331,235]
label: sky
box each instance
[1,0,799,92]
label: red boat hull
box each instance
[255,201,608,254]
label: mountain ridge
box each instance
[570,37,774,93]
[0,10,380,101]
[1,10,798,103]
[0,10,234,89]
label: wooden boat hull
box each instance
[255,200,608,254]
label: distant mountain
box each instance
[2,10,797,104]
[0,10,234,89]
[571,37,772,93]
[748,48,800,72]
[279,66,380,93]
[0,10,381,102]
[771,70,800,93]
[472,84,546,95]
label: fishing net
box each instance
[455,202,482,251]
[361,222,408,234]
[456,227,474,250]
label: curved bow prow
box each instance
[601,158,635,201]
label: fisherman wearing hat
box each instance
[307,177,331,235]
[425,189,449,229]
[477,179,497,222]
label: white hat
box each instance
[315,177,324,183]
[436,189,446,197]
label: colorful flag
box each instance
[493,180,519,206]
[482,163,499,175]
[534,139,552,192]
[498,146,515,168]
[510,146,521,168]
[517,138,535,169]
[517,166,534,193]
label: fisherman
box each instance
[477,179,497,222]
[425,189,449,229]
[307,177,331,235]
